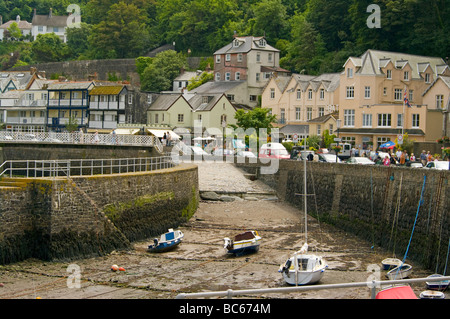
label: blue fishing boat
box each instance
[148,229,184,253]
[224,230,261,256]
[426,274,450,291]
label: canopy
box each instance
[193,136,216,141]
[376,286,417,299]
[379,141,395,149]
[147,129,181,140]
[114,128,140,135]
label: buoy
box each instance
[111,264,119,271]
[118,267,126,272]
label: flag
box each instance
[403,88,411,107]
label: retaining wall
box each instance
[236,160,450,272]
[0,163,198,265]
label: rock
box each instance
[200,191,220,201]
[219,195,235,202]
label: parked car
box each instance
[259,143,290,159]
[346,157,375,165]
[410,162,423,168]
[424,161,449,170]
[369,151,390,162]
[318,153,341,163]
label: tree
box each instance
[6,22,22,40]
[31,33,68,62]
[230,107,277,135]
[88,1,150,59]
[186,72,214,91]
[66,22,92,60]
[250,0,289,43]
[140,50,186,92]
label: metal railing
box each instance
[0,131,163,151]
[0,156,175,179]
[175,276,450,299]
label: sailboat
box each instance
[278,145,327,285]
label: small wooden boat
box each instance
[148,229,184,253]
[419,290,445,299]
[426,274,450,291]
[386,263,412,280]
[381,258,402,270]
[376,285,417,299]
[224,230,261,256]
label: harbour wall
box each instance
[0,163,198,265]
[236,160,450,273]
[0,142,159,163]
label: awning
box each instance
[114,128,140,135]
[87,128,112,133]
[147,129,181,140]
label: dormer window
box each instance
[233,39,240,47]
[259,38,266,47]
[347,68,353,78]
[403,71,409,81]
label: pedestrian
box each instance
[390,153,397,165]
[383,156,390,166]
[420,150,427,166]
[396,148,402,159]
[410,153,416,162]
[163,132,167,146]
[399,150,406,165]
[112,129,117,145]
[167,132,172,146]
[79,127,84,144]
[93,130,99,144]
[426,151,432,163]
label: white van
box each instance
[259,143,290,159]
[329,143,352,159]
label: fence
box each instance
[0,156,175,179]
[0,130,164,152]
[175,275,450,299]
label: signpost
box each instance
[397,134,403,145]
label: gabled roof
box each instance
[308,112,339,124]
[0,17,32,30]
[47,81,94,90]
[189,93,235,112]
[422,75,450,96]
[189,80,246,94]
[148,94,191,111]
[214,36,279,55]
[32,12,68,28]
[354,50,447,79]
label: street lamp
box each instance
[335,119,341,162]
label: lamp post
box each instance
[335,119,341,162]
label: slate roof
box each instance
[148,94,187,111]
[47,81,94,90]
[32,13,68,27]
[189,80,246,94]
[0,18,32,30]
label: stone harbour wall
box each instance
[236,160,450,273]
[0,164,198,265]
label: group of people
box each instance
[161,132,173,146]
[374,149,443,166]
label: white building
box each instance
[0,15,32,41]
[31,8,69,43]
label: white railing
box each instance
[0,130,159,148]
[0,156,175,178]
[175,276,450,299]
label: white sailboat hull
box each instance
[279,253,328,285]
[282,267,326,285]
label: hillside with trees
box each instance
[1,0,449,75]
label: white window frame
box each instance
[296,89,301,100]
[364,86,371,99]
[387,70,392,79]
[295,107,301,120]
[377,113,392,127]
[436,95,444,108]
[344,109,355,127]
[412,114,420,128]
[346,86,354,99]
[270,88,275,99]
[320,89,325,100]
[394,89,402,101]
[362,113,372,127]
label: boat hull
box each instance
[148,229,184,253]
[282,268,326,285]
[148,239,182,253]
[426,274,450,291]
[386,264,412,280]
[420,290,445,299]
[381,258,402,271]
[279,253,327,285]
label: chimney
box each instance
[30,67,37,75]
[38,71,46,78]
[33,8,36,17]
[0,16,3,26]
[58,76,66,82]
[180,67,185,74]
[233,31,238,38]
[49,8,52,18]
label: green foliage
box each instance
[31,33,68,62]
[140,50,186,92]
[186,72,214,91]
[230,107,277,135]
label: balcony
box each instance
[48,99,88,108]
[5,117,46,125]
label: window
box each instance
[383,87,387,95]
[197,114,202,121]
[296,89,301,100]
[394,89,402,101]
[280,109,285,123]
[412,114,420,128]
[128,94,133,104]
[307,107,312,121]
[226,94,235,101]
[38,26,43,32]
[237,53,243,62]
[147,94,152,104]
[436,95,444,108]
[329,124,334,135]
[318,107,324,117]
[346,86,354,99]
[397,114,403,127]
[233,39,240,47]
[347,68,353,78]
[225,72,231,81]
[362,114,372,127]
[268,53,273,62]
[256,52,261,62]
[259,38,266,46]
[220,114,227,125]
[202,96,209,104]
[225,54,231,61]
[155,114,159,123]
[317,125,321,135]
[270,88,275,99]
[249,95,257,102]
[177,114,184,123]
[378,114,391,127]
[409,90,414,102]
[425,73,431,83]
[308,89,313,100]
[387,70,392,79]
[404,71,409,81]
[295,107,301,120]
[215,73,220,81]
[344,109,355,126]
[27,93,34,100]
[256,73,260,81]
[320,89,325,100]
[215,55,221,63]
[235,72,240,80]
[364,86,371,99]
[19,111,26,117]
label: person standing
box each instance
[383,156,390,166]
[420,150,427,166]
[93,130,99,144]
[399,150,406,165]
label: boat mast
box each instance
[304,136,307,244]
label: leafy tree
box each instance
[88,1,150,58]
[7,22,22,40]
[249,0,289,43]
[66,22,92,60]
[230,107,277,135]
[31,33,68,62]
[140,50,186,92]
[186,72,214,91]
